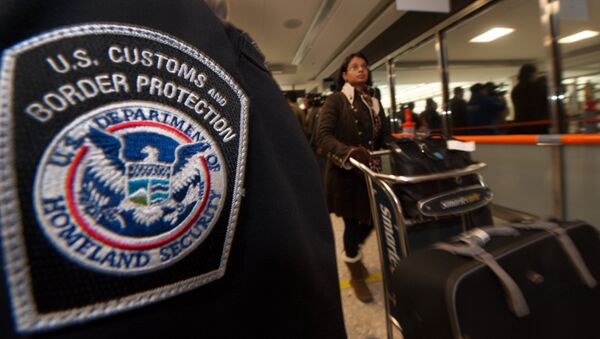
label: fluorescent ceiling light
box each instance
[292,0,338,66]
[559,30,599,44]
[470,27,515,43]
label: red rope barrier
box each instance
[453,134,600,145]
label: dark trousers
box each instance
[342,217,374,258]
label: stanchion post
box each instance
[386,59,398,134]
[539,0,566,220]
[436,31,451,139]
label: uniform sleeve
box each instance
[316,94,355,168]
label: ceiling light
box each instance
[470,27,515,43]
[292,0,338,66]
[558,30,599,44]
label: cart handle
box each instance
[349,158,487,184]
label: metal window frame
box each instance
[382,0,566,221]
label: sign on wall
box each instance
[395,0,450,13]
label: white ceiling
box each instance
[228,0,404,90]
[227,0,600,91]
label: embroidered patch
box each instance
[0,24,248,332]
[35,101,227,274]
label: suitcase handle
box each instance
[508,221,598,289]
[451,226,519,247]
[433,242,531,318]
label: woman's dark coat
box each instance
[317,83,389,222]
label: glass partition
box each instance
[445,0,547,135]
[371,64,392,115]
[558,0,600,133]
[392,38,440,133]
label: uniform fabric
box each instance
[0,0,346,338]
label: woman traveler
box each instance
[317,52,390,302]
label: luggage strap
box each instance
[508,222,598,289]
[434,242,530,318]
[451,226,519,247]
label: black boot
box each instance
[344,253,373,303]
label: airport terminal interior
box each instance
[1,0,599,338]
[226,0,600,338]
[228,0,600,226]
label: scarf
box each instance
[356,87,381,134]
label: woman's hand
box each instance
[350,146,371,166]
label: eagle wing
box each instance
[85,127,126,194]
[170,142,211,194]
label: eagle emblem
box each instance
[82,127,211,235]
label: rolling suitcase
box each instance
[390,221,600,339]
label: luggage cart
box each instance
[349,150,492,339]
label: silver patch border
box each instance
[0,24,249,333]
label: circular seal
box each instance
[34,101,227,274]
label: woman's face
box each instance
[343,56,369,87]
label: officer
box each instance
[0,0,346,338]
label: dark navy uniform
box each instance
[0,1,346,338]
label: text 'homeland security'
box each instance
[41,196,151,270]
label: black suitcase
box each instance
[390,221,600,339]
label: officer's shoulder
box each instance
[225,23,269,73]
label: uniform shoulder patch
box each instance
[0,24,248,332]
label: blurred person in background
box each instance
[304,93,318,141]
[484,82,509,130]
[420,98,442,131]
[286,91,306,129]
[306,93,328,175]
[467,83,504,135]
[450,87,468,131]
[511,63,550,134]
[317,52,390,303]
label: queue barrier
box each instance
[390,134,600,145]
